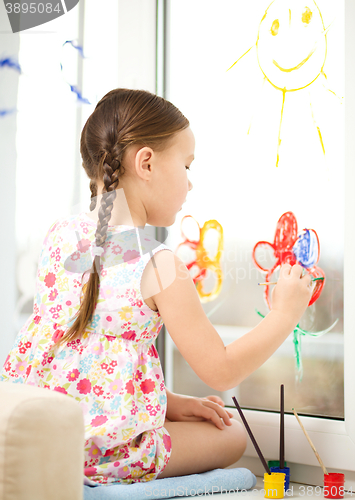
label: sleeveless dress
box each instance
[0,212,173,485]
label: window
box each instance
[11,0,157,347]
[164,0,355,479]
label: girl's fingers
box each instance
[201,400,232,429]
[302,273,312,287]
[279,263,292,279]
[290,263,304,278]
[205,395,224,406]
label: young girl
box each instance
[0,88,312,486]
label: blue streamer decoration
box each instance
[60,40,91,105]
[68,84,91,105]
[62,40,85,59]
[0,108,17,117]
[0,56,22,118]
[0,56,22,74]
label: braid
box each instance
[95,153,123,248]
[89,180,98,211]
[58,150,124,346]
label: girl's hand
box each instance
[167,394,234,430]
[271,263,313,324]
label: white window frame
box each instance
[163,0,355,487]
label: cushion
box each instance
[83,467,257,499]
[0,381,84,500]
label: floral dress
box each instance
[0,212,173,485]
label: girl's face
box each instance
[145,126,195,227]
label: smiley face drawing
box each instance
[257,1,327,92]
[227,0,341,167]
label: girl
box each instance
[0,88,312,486]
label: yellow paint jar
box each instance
[264,472,286,499]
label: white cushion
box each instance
[0,381,84,500]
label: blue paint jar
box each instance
[270,466,290,492]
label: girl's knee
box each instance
[225,419,247,460]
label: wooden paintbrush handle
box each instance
[292,409,328,475]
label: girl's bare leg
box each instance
[157,417,247,479]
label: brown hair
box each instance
[57,88,189,346]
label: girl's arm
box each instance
[144,251,312,392]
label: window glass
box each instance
[166,0,344,418]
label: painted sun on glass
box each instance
[226,0,342,167]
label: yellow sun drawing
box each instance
[227,0,342,167]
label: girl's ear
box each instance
[134,146,154,180]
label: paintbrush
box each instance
[280,384,284,470]
[292,408,328,475]
[258,277,324,286]
[232,396,271,475]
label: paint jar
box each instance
[270,466,290,491]
[268,460,288,468]
[264,472,286,499]
[324,473,345,499]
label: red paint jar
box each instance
[324,473,345,499]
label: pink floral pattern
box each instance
[0,212,172,485]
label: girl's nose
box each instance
[188,179,193,191]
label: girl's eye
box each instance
[185,166,190,170]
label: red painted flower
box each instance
[91,415,108,427]
[77,378,92,395]
[44,272,56,288]
[140,379,155,394]
[252,211,325,308]
[33,316,41,325]
[67,369,80,381]
[125,379,135,395]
